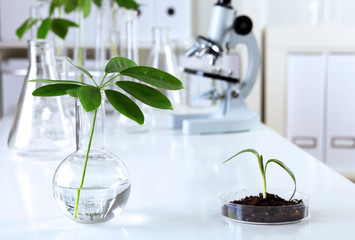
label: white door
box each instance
[286,54,325,161]
[326,54,355,173]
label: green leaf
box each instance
[49,3,56,16]
[265,159,297,200]
[32,84,81,97]
[49,0,63,16]
[67,88,79,97]
[223,148,265,182]
[37,18,52,39]
[28,79,87,85]
[116,81,173,110]
[83,0,91,18]
[78,86,101,112]
[105,89,144,125]
[92,0,102,7]
[16,18,31,39]
[16,18,39,39]
[115,0,139,9]
[63,0,77,13]
[120,66,183,90]
[224,148,259,163]
[66,58,93,79]
[51,18,78,39]
[105,57,137,73]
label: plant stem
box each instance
[74,109,98,219]
[262,171,267,199]
[102,73,120,87]
[99,72,108,86]
[260,155,267,199]
[102,82,116,88]
[56,7,62,57]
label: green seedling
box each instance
[223,149,297,200]
[30,57,183,219]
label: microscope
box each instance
[171,0,260,134]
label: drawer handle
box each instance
[331,137,355,149]
[292,136,317,149]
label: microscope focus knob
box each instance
[233,16,253,35]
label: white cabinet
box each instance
[326,55,355,172]
[286,53,355,173]
[286,54,325,160]
[265,26,355,176]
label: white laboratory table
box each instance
[1,113,355,240]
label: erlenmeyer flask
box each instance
[146,27,178,75]
[146,27,183,106]
[8,40,74,159]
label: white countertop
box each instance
[1,113,355,239]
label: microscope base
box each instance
[182,113,260,135]
[170,97,260,135]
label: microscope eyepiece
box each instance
[216,0,232,8]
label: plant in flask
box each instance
[30,57,183,223]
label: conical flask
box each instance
[146,27,183,106]
[8,40,74,159]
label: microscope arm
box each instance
[229,32,260,98]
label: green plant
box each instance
[16,0,139,40]
[30,57,183,219]
[115,0,139,9]
[223,149,297,200]
[16,0,82,40]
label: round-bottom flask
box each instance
[53,95,130,223]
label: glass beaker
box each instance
[8,40,74,159]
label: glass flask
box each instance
[74,8,86,83]
[115,9,154,132]
[95,0,109,73]
[146,27,182,106]
[53,94,131,223]
[8,40,74,159]
[109,1,122,58]
[56,56,75,118]
[120,9,139,63]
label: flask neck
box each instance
[28,40,56,65]
[152,27,170,48]
[27,40,57,80]
[76,94,106,152]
